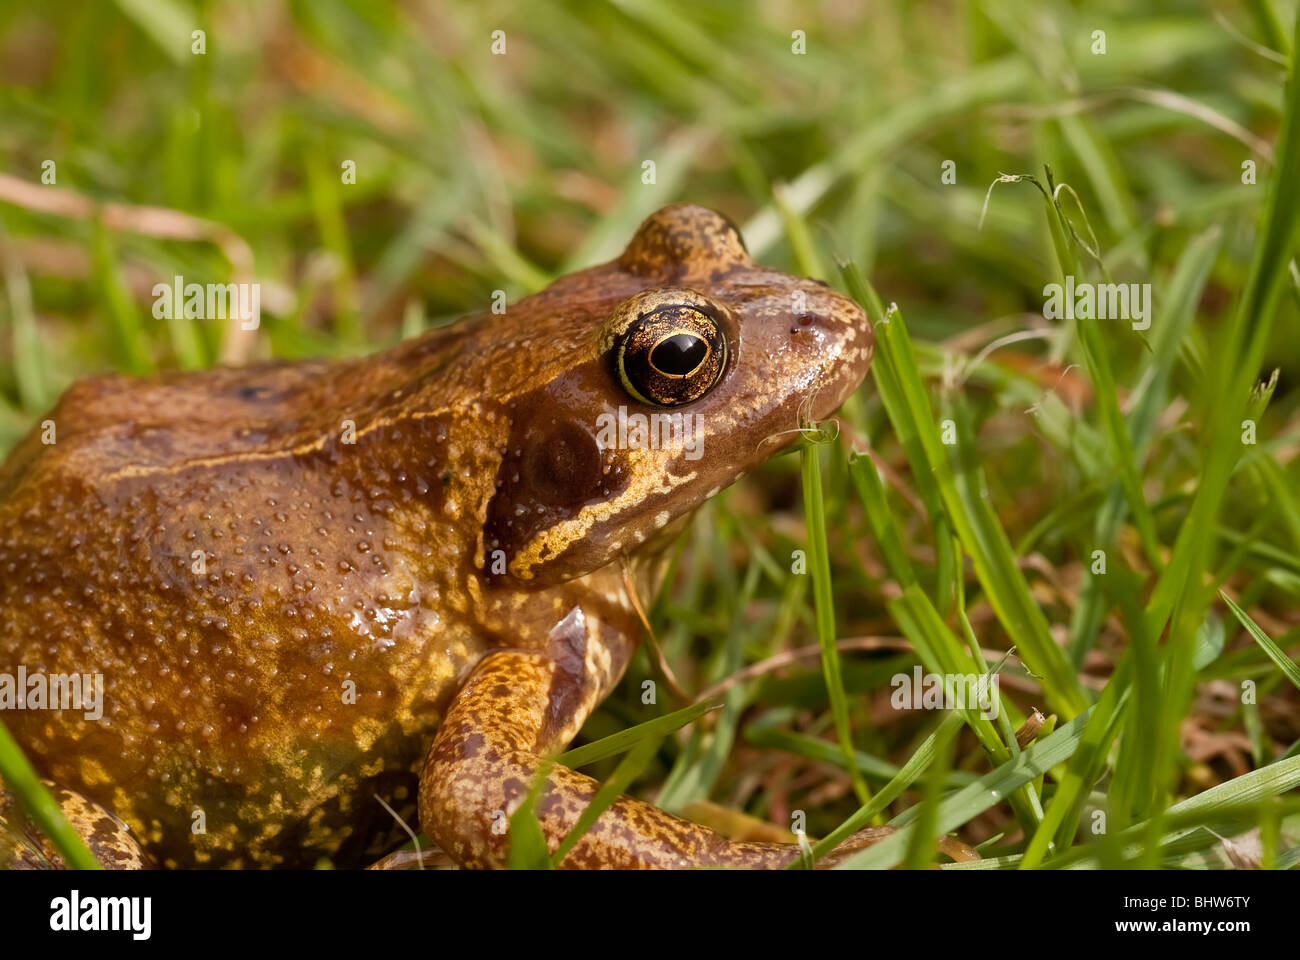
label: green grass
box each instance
[1,0,1299,870]
[0,720,101,869]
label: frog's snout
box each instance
[789,284,873,420]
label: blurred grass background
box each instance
[1,0,1299,867]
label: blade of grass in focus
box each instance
[838,262,957,614]
[900,707,957,871]
[797,711,965,866]
[1223,592,1300,692]
[802,441,871,806]
[1067,226,1223,665]
[835,710,1094,870]
[0,719,102,870]
[840,260,1088,718]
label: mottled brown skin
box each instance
[420,633,901,868]
[0,204,875,868]
[0,781,152,869]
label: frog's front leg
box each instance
[420,648,793,868]
[419,610,882,869]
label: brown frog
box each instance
[0,204,877,869]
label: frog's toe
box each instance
[814,825,897,868]
[816,826,982,868]
[0,780,153,869]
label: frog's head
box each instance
[482,203,872,585]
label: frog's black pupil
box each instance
[650,333,707,377]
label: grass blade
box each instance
[559,699,719,769]
[1222,591,1300,691]
[0,720,102,870]
[802,442,871,805]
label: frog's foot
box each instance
[365,847,456,870]
[419,649,785,868]
[0,780,153,869]
[814,826,982,867]
[419,649,972,869]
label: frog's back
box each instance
[0,328,503,867]
[0,320,474,496]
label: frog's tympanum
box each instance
[0,204,877,869]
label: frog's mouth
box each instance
[484,357,871,589]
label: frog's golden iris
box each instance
[608,288,728,406]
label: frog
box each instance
[0,203,880,869]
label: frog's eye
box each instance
[614,299,727,406]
